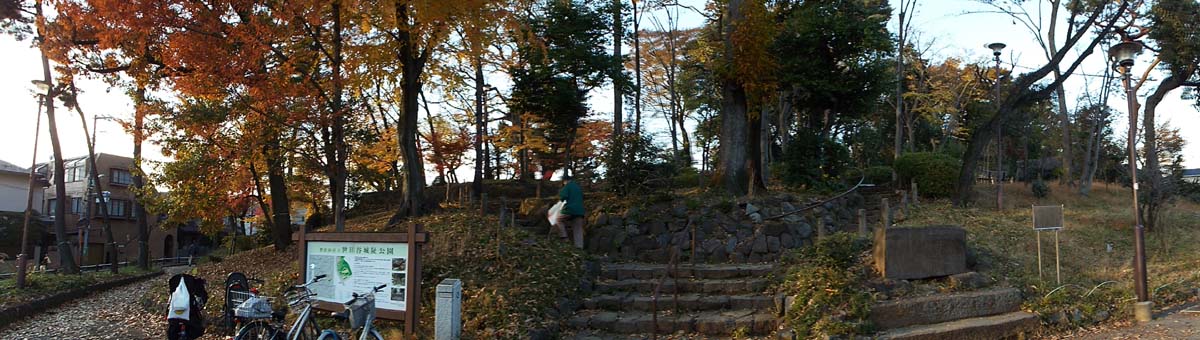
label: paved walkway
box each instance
[1050,305,1200,339]
[0,266,194,340]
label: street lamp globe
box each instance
[986,42,1007,57]
[1109,41,1141,68]
[31,80,50,93]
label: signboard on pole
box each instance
[295,224,429,337]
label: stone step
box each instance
[568,310,778,336]
[564,330,766,340]
[583,293,777,312]
[594,278,770,295]
[601,263,775,281]
[876,311,1039,340]
[869,287,1023,330]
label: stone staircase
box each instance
[870,287,1039,339]
[567,262,782,339]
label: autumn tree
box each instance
[506,0,620,180]
[1137,0,1200,230]
[1,0,79,273]
[953,0,1131,206]
[637,11,698,165]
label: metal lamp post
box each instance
[987,42,1006,210]
[16,80,51,289]
[1109,39,1151,322]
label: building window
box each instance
[107,199,130,218]
[47,199,56,215]
[71,197,85,214]
[110,169,133,186]
[66,160,86,183]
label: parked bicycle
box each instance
[233,274,327,340]
[315,284,387,340]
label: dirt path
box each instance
[1048,304,1200,339]
[0,267,193,340]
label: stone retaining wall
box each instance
[556,192,868,263]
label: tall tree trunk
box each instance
[390,3,430,220]
[334,2,348,232]
[71,88,116,272]
[37,0,78,273]
[473,53,486,199]
[719,0,750,196]
[747,108,767,196]
[132,88,150,269]
[632,0,642,136]
[264,138,292,251]
[612,0,623,140]
[893,10,906,159]
[1141,74,1184,231]
[759,103,770,185]
[1053,74,1073,186]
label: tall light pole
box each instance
[987,42,1006,210]
[1110,39,1151,322]
[16,81,49,289]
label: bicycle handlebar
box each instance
[350,284,388,299]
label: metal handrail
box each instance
[763,172,870,222]
[0,256,193,278]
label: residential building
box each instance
[1184,169,1200,184]
[37,153,196,266]
[0,159,43,213]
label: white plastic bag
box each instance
[547,201,567,227]
[235,295,273,319]
[168,282,191,321]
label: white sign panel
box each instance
[306,241,409,311]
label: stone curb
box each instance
[0,270,163,329]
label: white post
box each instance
[436,278,463,340]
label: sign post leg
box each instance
[1055,230,1061,285]
[1036,230,1043,280]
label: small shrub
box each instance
[779,234,874,338]
[845,166,894,185]
[672,166,701,188]
[894,152,960,198]
[779,131,851,189]
[1032,179,1050,199]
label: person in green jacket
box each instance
[558,174,585,249]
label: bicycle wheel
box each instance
[296,318,321,340]
[315,330,341,340]
[234,320,278,340]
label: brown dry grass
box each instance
[903,181,1200,331]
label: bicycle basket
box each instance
[345,296,375,329]
[234,295,274,319]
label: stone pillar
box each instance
[480,193,488,215]
[436,279,463,340]
[881,198,891,229]
[816,218,826,240]
[858,209,867,237]
[911,180,920,206]
[900,191,910,219]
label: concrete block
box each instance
[436,279,463,340]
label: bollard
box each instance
[480,193,488,215]
[881,198,891,229]
[436,279,463,340]
[816,217,826,240]
[858,209,867,237]
[911,180,920,206]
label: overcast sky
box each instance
[0,0,1195,179]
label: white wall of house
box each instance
[0,172,40,213]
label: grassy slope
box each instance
[146,208,585,339]
[904,182,1200,332]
